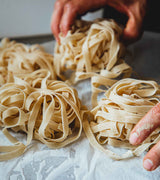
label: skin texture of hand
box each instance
[129,102,160,171]
[51,0,147,44]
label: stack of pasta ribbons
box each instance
[83,79,160,160]
[54,19,132,106]
[0,39,85,161]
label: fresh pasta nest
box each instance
[0,77,84,161]
[0,39,85,161]
[84,78,160,160]
[54,19,130,77]
[0,38,56,86]
[54,19,132,106]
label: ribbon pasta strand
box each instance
[54,19,132,106]
[0,39,85,161]
[83,78,160,160]
[0,78,84,161]
[0,38,56,86]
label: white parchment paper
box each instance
[0,31,160,180]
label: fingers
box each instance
[129,102,160,145]
[122,12,143,44]
[143,141,160,171]
[60,1,78,37]
[51,0,108,42]
[105,0,146,44]
[59,0,108,35]
[51,0,82,42]
[122,0,146,44]
[51,0,146,44]
[51,0,68,42]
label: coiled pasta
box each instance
[0,38,56,86]
[0,39,85,161]
[54,19,132,106]
[83,78,160,160]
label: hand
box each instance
[129,102,160,171]
[51,0,147,44]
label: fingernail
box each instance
[129,132,138,145]
[143,159,153,171]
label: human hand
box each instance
[51,0,147,44]
[129,102,160,171]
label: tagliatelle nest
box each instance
[0,76,85,161]
[83,78,160,160]
[0,38,56,86]
[0,39,85,161]
[54,19,132,106]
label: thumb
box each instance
[123,12,143,44]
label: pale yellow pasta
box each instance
[0,38,56,86]
[54,19,132,106]
[83,78,160,160]
[0,39,85,161]
[0,77,84,161]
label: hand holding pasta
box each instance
[1,16,160,171]
[54,19,132,106]
[51,0,147,43]
[54,19,160,171]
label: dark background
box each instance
[103,0,160,33]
